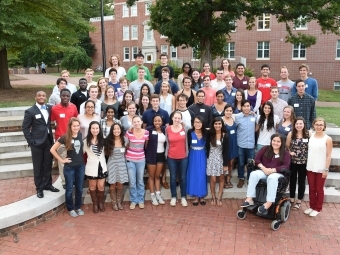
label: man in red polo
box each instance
[256,64,277,105]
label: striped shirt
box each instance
[125,130,149,161]
[91,144,102,156]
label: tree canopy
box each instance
[127,0,340,65]
[0,0,94,89]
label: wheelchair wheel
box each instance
[237,209,247,220]
[271,220,281,231]
[280,201,291,222]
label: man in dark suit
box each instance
[22,91,60,198]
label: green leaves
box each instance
[61,46,92,73]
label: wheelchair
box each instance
[236,159,291,231]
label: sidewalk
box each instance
[316,101,340,107]
[10,74,82,87]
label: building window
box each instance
[292,43,306,59]
[192,46,199,60]
[223,42,235,59]
[122,4,129,17]
[294,16,307,30]
[131,4,137,16]
[334,82,340,90]
[257,41,270,59]
[336,40,340,58]
[132,46,138,59]
[258,13,270,30]
[170,46,177,59]
[123,26,129,40]
[160,34,168,38]
[146,29,152,42]
[131,25,138,40]
[145,1,151,15]
[161,45,168,54]
[123,47,130,61]
[230,20,236,32]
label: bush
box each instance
[244,65,255,77]
[61,46,92,73]
[29,67,36,71]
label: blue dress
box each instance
[186,132,207,197]
[225,121,238,160]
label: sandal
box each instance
[293,202,301,210]
[199,198,206,206]
[193,198,199,206]
[227,182,233,188]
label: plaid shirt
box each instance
[288,93,316,130]
[100,117,121,137]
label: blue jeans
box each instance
[167,157,188,198]
[64,164,85,211]
[238,147,255,180]
[127,160,145,204]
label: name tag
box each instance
[120,148,125,153]
[60,113,65,118]
[277,84,282,87]
[294,104,299,107]
[231,93,236,96]
[251,118,255,122]
[35,114,41,119]
[275,154,279,158]
[230,130,235,134]
[192,140,197,144]
[216,140,221,145]
[265,83,271,87]
[152,131,157,135]
[200,109,205,112]
[180,131,185,136]
[303,139,308,143]
[285,127,290,131]
[123,111,128,115]
[71,139,74,144]
[128,121,131,125]
[243,81,247,84]
[305,85,308,88]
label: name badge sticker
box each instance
[231,93,236,96]
[230,130,235,134]
[120,148,125,153]
[277,84,282,87]
[192,140,197,144]
[294,104,299,107]
[60,113,65,118]
[251,118,255,122]
[285,127,290,131]
[275,154,279,158]
[180,131,185,136]
[243,81,247,84]
[305,85,308,88]
[123,111,128,115]
[152,131,157,135]
[200,109,205,112]
[216,140,221,145]
[71,139,74,144]
[35,114,41,119]
[303,139,308,143]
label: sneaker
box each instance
[257,205,268,215]
[156,193,165,205]
[304,208,313,215]
[76,209,84,216]
[150,194,159,206]
[181,197,188,207]
[170,198,177,207]
[237,179,245,188]
[139,203,145,209]
[130,202,136,210]
[240,200,254,207]
[69,210,78,217]
[309,210,320,217]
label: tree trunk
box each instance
[200,9,213,68]
[0,46,13,89]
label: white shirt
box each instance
[105,66,127,82]
[256,114,280,146]
[52,83,77,95]
[79,99,102,115]
[35,103,48,125]
[211,79,226,91]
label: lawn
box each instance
[48,72,104,78]
[318,90,340,102]
[316,107,340,127]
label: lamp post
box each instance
[100,0,106,76]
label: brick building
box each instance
[89,0,340,90]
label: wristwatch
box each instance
[324,168,329,172]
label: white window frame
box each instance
[123,26,129,40]
[336,40,340,59]
[130,4,137,17]
[292,43,306,59]
[132,46,138,59]
[131,25,138,40]
[334,81,340,91]
[122,4,129,17]
[170,46,177,59]
[223,42,235,59]
[145,1,151,16]
[230,20,236,32]
[294,16,308,30]
[160,34,168,38]
[191,46,199,61]
[161,45,168,55]
[257,13,271,30]
[123,47,130,61]
[257,41,270,59]
[146,29,153,42]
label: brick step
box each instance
[0,107,28,117]
[0,141,30,153]
[0,151,32,166]
[0,116,23,133]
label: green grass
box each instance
[48,72,103,78]
[318,90,340,102]
[316,107,340,126]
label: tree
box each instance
[0,0,92,89]
[127,0,340,66]
[61,46,93,73]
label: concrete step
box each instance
[0,141,30,153]
[0,151,32,165]
[0,116,23,128]
[0,107,28,117]
[331,148,340,169]
[0,131,26,143]
[0,163,33,179]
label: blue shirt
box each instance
[222,87,237,105]
[235,113,256,149]
[142,108,170,127]
[154,80,179,95]
[291,77,318,100]
[108,81,121,92]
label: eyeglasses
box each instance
[86,106,94,109]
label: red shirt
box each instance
[233,75,249,90]
[200,72,216,80]
[51,103,78,139]
[256,77,277,104]
[166,126,186,159]
[201,87,217,106]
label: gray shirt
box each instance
[277,79,294,102]
[128,80,154,98]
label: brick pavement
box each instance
[1,200,340,255]
[0,175,58,206]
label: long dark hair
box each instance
[121,90,135,109]
[264,134,286,163]
[182,62,192,76]
[258,101,275,131]
[291,117,309,140]
[104,123,125,156]
[86,121,104,151]
[138,84,151,101]
[191,115,207,139]
[190,69,203,89]
[233,88,245,111]
[209,117,226,147]
[138,94,151,115]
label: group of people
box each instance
[22,53,332,218]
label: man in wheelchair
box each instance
[240,134,291,215]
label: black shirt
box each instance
[58,132,84,167]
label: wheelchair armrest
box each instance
[280,168,291,179]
